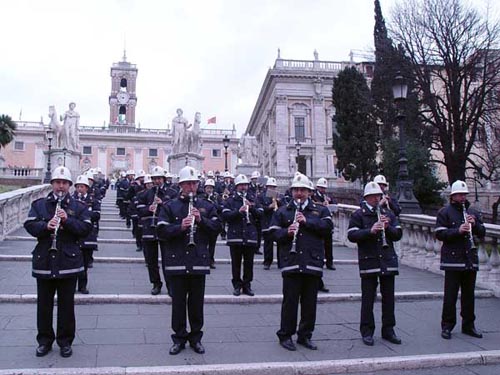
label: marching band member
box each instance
[24,167,92,358]
[222,174,263,296]
[373,175,401,216]
[312,177,336,270]
[347,182,402,346]
[73,175,101,294]
[201,178,221,268]
[271,173,333,351]
[258,177,281,270]
[436,180,485,340]
[157,166,221,355]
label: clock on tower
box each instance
[109,50,138,128]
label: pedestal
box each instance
[167,152,205,175]
[235,163,260,177]
[50,148,82,181]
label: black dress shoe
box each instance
[169,343,185,355]
[87,262,93,269]
[326,264,336,270]
[255,250,263,255]
[441,329,452,340]
[242,287,255,296]
[382,333,402,344]
[151,284,162,295]
[78,288,89,294]
[210,262,216,269]
[319,286,330,293]
[35,344,51,357]
[279,338,296,351]
[362,336,374,346]
[297,337,318,350]
[232,288,241,296]
[136,247,143,252]
[60,346,72,358]
[263,264,270,270]
[462,327,483,338]
[190,342,205,354]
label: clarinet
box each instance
[150,187,159,229]
[187,192,196,249]
[376,204,390,249]
[462,203,477,251]
[49,193,64,252]
[243,193,251,225]
[290,199,302,254]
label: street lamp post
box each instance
[62,147,67,167]
[392,72,421,214]
[223,135,230,172]
[295,141,301,174]
[473,168,482,203]
[43,128,54,183]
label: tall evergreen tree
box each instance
[372,0,444,205]
[332,67,378,184]
[0,115,16,149]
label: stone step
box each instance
[0,349,499,374]
[0,289,494,305]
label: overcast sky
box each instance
[1,0,497,137]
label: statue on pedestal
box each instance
[48,106,64,149]
[171,108,189,154]
[186,112,202,154]
[238,134,259,164]
[62,102,80,151]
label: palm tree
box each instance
[0,115,17,149]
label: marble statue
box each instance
[171,108,189,154]
[186,111,202,154]
[62,102,80,151]
[48,105,65,148]
[238,134,259,164]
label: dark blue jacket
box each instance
[257,189,282,231]
[137,185,169,241]
[116,178,130,200]
[270,198,333,276]
[435,201,485,271]
[73,192,101,249]
[157,195,221,275]
[221,192,263,247]
[347,203,402,278]
[24,192,92,279]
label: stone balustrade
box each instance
[0,167,44,178]
[331,204,500,296]
[0,184,52,240]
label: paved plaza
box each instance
[0,191,499,374]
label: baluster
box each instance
[488,241,500,285]
[476,237,491,284]
[398,223,409,261]
[424,226,436,270]
[406,225,416,263]
[415,225,427,268]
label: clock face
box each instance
[117,92,130,104]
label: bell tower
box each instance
[109,50,138,128]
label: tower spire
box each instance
[122,36,127,62]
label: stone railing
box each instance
[0,184,52,240]
[331,204,500,296]
[0,167,44,178]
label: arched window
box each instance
[118,106,126,124]
[120,78,127,89]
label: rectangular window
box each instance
[117,147,125,156]
[14,141,24,151]
[212,149,221,158]
[295,117,305,142]
[82,146,92,155]
[149,148,158,157]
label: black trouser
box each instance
[143,240,169,290]
[77,247,94,290]
[208,235,217,264]
[263,231,274,266]
[170,275,206,345]
[117,199,126,217]
[132,218,142,250]
[360,275,395,337]
[442,270,477,331]
[36,277,77,348]
[229,245,255,290]
[276,273,319,342]
[255,223,262,253]
[324,231,334,266]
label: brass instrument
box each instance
[49,193,64,252]
[222,187,230,200]
[290,199,301,254]
[150,187,160,229]
[462,203,477,250]
[376,205,389,249]
[266,189,279,211]
[187,192,196,249]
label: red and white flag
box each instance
[207,116,216,124]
